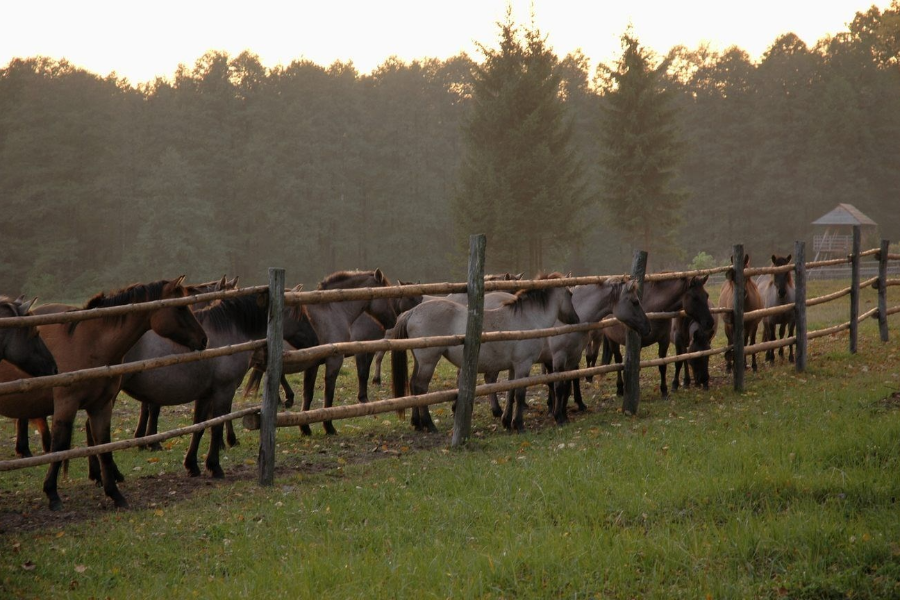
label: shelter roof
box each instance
[811,203,877,226]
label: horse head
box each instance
[683,275,715,332]
[150,276,208,351]
[364,268,399,329]
[771,254,793,300]
[395,280,423,314]
[612,279,651,337]
[0,296,58,377]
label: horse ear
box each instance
[771,254,777,265]
[374,268,385,283]
[14,294,25,303]
[20,297,37,313]
[515,273,524,280]
[786,254,792,263]
[693,274,708,287]
[566,271,573,278]
[173,275,186,288]
[231,276,240,288]
[744,255,750,267]
[291,283,303,292]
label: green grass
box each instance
[1,281,899,598]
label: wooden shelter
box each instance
[812,203,878,261]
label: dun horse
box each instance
[719,255,764,372]
[757,254,796,363]
[0,278,208,511]
[391,273,579,432]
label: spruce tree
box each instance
[597,31,686,261]
[454,13,584,274]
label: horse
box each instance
[670,300,718,390]
[117,292,308,478]
[601,276,715,398]
[718,254,764,373]
[1,296,59,457]
[756,254,796,363]
[544,279,652,424]
[280,270,398,436]
[0,296,58,380]
[390,273,580,432]
[133,275,240,450]
[241,279,419,438]
[0,278,208,510]
[583,330,603,383]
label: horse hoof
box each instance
[185,464,201,477]
[501,418,512,430]
[491,408,503,418]
[426,424,439,434]
[113,497,130,509]
[576,403,587,412]
[300,425,312,436]
[227,438,240,448]
[372,376,381,385]
[16,450,33,459]
[49,499,64,512]
[283,398,294,409]
[324,424,338,436]
[208,466,225,479]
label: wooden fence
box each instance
[1,227,899,485]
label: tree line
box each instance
[1,3,898,301]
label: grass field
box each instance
[1,280,899,599]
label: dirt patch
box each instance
[875,391,900,411]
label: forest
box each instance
[1,3,898,300]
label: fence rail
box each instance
[1,229,898,490]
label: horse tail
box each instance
[243,366,265,399]
[390,311,412,418]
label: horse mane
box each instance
[503,272,565,312]
[68,280,170,334]
[193,294,267,337]
[317,270,391,290]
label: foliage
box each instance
[454,12,585,275]
[689,250,718,270]
[597,30,687,262]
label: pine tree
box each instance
[454,12,584,275]
[597,31,687,261]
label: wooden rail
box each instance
[0,340,265,396]
[0,406,261,472]
[0,286,267,329]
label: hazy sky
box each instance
[1,0,889,84]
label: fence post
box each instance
[794,241,807,372]
[877,239,890,342]
[258,267,285,486]
[732,244,745,392]
[622,250,647,416]
[850,225,860,354]
[452,234,486,447]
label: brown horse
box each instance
[671,300,718,390]
[718,255,764,373]
[0,278,208,511]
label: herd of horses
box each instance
[0,255,797,511]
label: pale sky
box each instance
[0,0,890,84]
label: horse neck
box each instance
[70,312,154,368]
[194,309,263,347]
[502,289,563,329]
[306,299,367,343]
[643,280,687,312]
[573,284,614,322]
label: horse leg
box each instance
[748,327,758,372]
[787,322,795,363]
[134,402,149,441]
[613,346,625,397]
[501,388,515,430]
[43,413,75,511]
[15,418,33,458]
[143,404,163,451]
[658,341,669,399]
[777,323,786,360]
[512,366,531,432]
[225,419,240,448]
[355,352,373,404]
[764,321,775,363]
[184,398,208,477]
[571,358,586,412]
[86,419,102,485]
[204,393,228,478]
[484,371,502,418]
[86,406,128,508]
[372,350,385,385]
[724,326,734,373]
[409,357,438,433]
[299,364,319,437]
[280,374,295,409]
[322,356,342,435]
